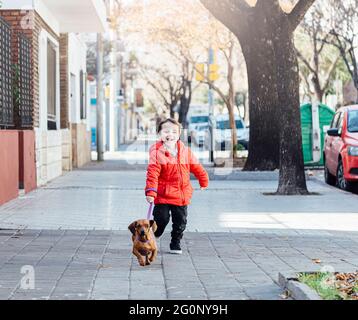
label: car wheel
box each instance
[324,162,336,186]
[336,159,353,191]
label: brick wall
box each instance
[60,33,69,129]
[0,10,60,129]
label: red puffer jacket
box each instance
[145,140,209,206]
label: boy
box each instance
[145,118,209,254]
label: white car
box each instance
[187,114,209,143]
[192,123,209,147]
[206,114,249,150]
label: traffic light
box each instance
[209,64,219,82]
[195,63,205,82]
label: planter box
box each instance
[278,271,323,300]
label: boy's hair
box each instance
[157,118,182,133]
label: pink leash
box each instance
[147,202,154,220]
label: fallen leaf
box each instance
[312,259,322,264]
[279,290,290,299]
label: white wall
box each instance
[68,33,88,124]
[1,0,32,9]
[37,28,62,185]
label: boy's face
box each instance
[159,122,180,147]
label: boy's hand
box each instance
[200,187,207,190]
[146,196,155,203]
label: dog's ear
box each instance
[150,220,157,233]
[128,221,137,235]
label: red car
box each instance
[324,105,358,191]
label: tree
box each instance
[122,0,247,137]
[140,63,183,118]
[86,38,112,77]
[295,2,340,103]
[200,0,316,194]
[322,0,358,103]
[196,30,241,159]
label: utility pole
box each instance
[109,0,116,152]
[208,46,215,163]
[96,32,104,161]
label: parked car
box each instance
[187,114,209,143]
[192,123,208,147]
[324,105,358,191]
[205,114,249,151]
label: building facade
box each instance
[0,0,106,205]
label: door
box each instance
[325,112,340,173]
[331,112,345,173]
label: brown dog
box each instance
[128,219,158,267]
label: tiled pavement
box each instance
[0,160,357,300]
[1,229,358,300]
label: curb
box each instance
[278,272,322,300]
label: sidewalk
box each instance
[0,161,357,300]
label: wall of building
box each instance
[61,129,72,171]
[0,132,19,205]
[71,123,91,168]
[67,33,91,168]
[35,128,62,186]
[18,130,37,193]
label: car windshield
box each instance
[190,116,208,123]
[348,110,358,132]
[197,125,208,131]
[216,120,244,130]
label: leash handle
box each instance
[147,202,154,220]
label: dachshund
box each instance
[128,219,158,266]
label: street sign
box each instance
[209,64,219,81]
[195,63,205,82]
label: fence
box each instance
[0,16,32,129]
[0,17,13,128]
[17,33,32,128]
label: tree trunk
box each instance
[179,79,192,129]
[274,20,308,195]
[240,26,280,171]
[312,74,324,102]
[227,100,238,159]
[169,104,176,119]
[228,49,238,159]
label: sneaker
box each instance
[169,242,182,254]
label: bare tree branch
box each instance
[296,49,316,74]
[288,0,316,32]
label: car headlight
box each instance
[348,146,358,156]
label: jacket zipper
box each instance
[177,145,185,205]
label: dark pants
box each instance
[153,204,188,243]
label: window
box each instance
[80,70,87,120]
[331,112,341,129]
[216,120,244,130]
[190,116,209,124]
[47,40,57,130]
[348,110,358,133]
